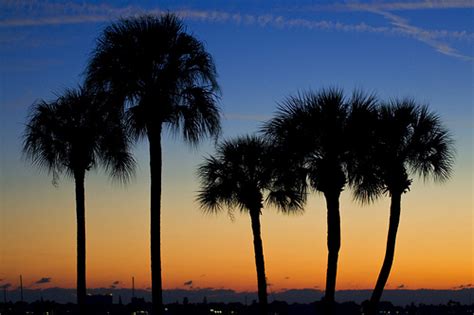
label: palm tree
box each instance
[197,135,305,315]
[86,14,221,314]
[350,99,455,315]
[262,88,378,314]
[22,87,135,314]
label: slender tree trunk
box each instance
[367,191,402,315]
[74,168,87,315]
[250,209,268,315]
[149,128,163,315]
[323,191,341,315]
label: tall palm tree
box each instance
[197,135,305,315]
[86,14,221,314]
[263,88,378,314]
[22,87,135,314]
[350,99,455,315]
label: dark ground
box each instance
[1,299,473,315]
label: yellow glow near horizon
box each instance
[1,145,472,292]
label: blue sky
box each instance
[1,0,472,172]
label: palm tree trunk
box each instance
[74,168,87,314]
[323,191,341,315]
[367,191,402,315]
[249,209,268,315]
[149,129,163,315]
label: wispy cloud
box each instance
[109,280,120,289]
[335,1,474,11]
[297,1,473,61]
[371,9,473,61]
[0,1,137,27]
[35,277,51,284]
[1,1,472,61]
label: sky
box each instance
[0,0,473,295]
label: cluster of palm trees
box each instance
[22,13,454,315]
[198,90,454,315]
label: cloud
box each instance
[331,1,474,12]
[397,284,405,289]
[183,280,193,286]
[369,9,473,61]
[0,1,138,27]
[293,2,473,60]
[35,277,51,284]
[109,280,120,289]
[453,283,472,289]
[1,1,471,61]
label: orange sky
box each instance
[1,142,472,292]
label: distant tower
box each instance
[3,286,6,304]
[132,276,135,299]
[19,275,24,302]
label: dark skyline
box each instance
[1,0,472,297]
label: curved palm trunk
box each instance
[74,168,87,314]
[149,129,163,315]
[323,191,341,315]
[367,191,402,315]
[249,209,268,315]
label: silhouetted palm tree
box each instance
[351,99,454,315]
[22,87,134,314]
[197,135,305,315]
[263,88,378,314]
[86,14,221,314]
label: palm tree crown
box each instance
[86,13,221,141]
[197,135,305,215]
[351,99,454,201]
[23,87,135,182]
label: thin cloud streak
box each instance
[371,9,473,61]
[300,0,473,12]
[338,0,474,11]
[0,1,472,61]
[298,1,473,61]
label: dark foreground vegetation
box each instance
[1,300,473,315]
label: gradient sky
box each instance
[0,1,472,293]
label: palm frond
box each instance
[197,135,306,218]
[23,86,136,185]
[86,13,221,146]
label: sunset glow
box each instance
[0,0,472,300]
